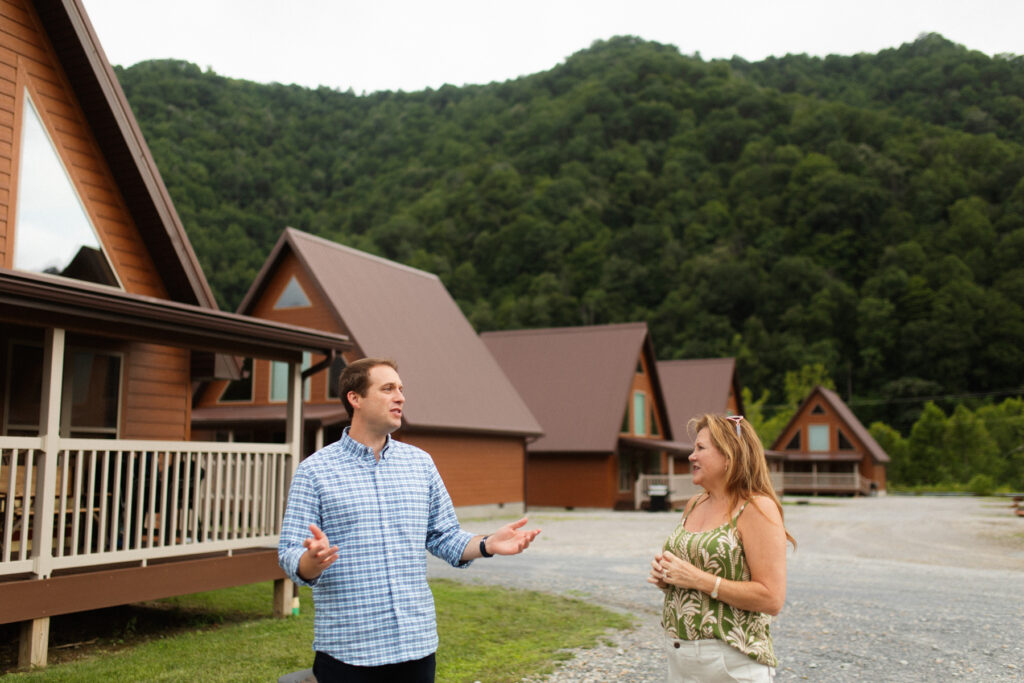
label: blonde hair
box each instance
[688,414,795,548]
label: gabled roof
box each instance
[481,322,669,453]
[236,228,542,437]
[657,357,742,440]
[32,0,215,307]
[772,386,891,463]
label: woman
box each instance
[649,414,795,682]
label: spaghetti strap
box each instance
[682,493,708,523]
[730,499,751,527]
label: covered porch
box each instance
[0,270,350,667]
[781,453,877,496]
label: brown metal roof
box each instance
[657,358,742,440]
[770,386,891,464]
[32,0,216,307]
[0,269,350,361]
[482,323,662,453]
[235,228,542,436]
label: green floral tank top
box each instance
[661,497,777,667]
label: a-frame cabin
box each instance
[0,0,349,668]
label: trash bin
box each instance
[648,484,669,512]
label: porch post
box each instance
[285,359,302,475]
[20,328,64,669]
[32,327,64,578]
[18,618,49,669]
[275,359,302,618]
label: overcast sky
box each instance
[82,1,1023,95]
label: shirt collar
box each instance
[341,426,393,464]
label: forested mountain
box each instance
[115,34,1024,436]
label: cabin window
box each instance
[274,276,311,309]
[4,342,43,435]
[3,343,121,437]
[811,404,826,414]
[633,391,646,436]
[66,349,121,438]
[13,91,118,288]
[219,358,254,402]
[636,359,643,374]
[270,353,311,402]
[838,428,855,450]
[327,355,347,399]
[649,403,660,437]
[784,430,800,450]
[808,424,829,451]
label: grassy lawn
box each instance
[1,579,633,682]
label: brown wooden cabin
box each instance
[655,358,782,504]
[482,323,690,510]
[0,0,350,668]
[191,228,542,515]
[771,386,889,495]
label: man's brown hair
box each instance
[339,358,398,417]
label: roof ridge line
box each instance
[286,227,441,282]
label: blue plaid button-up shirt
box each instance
[278,428,474,666]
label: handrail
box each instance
[1,438,295,577]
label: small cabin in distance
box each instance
[771,386,889,495]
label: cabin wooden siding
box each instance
[0,0,164,298]
[121,343,191,440]
[397,431,525,508]
[526,452,617,508]
[196,252,348,408]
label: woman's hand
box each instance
[647,552,669,589]
[656,550,705,590]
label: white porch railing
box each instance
[1,437,295,578]
[634,472,786,510]
[782,472,873,494]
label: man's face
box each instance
[349,364,405,434]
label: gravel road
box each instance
[427,495,1024,681]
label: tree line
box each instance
[114,34,1024,488]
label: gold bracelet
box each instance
[711,576,722,599]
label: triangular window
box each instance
[13,91,118,287]
[838,428,855,451]
[785,430,800,450]
[649,404,660,437]
[811,404,826,415]
[274,276,311,309]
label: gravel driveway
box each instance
[427,495,1024,681]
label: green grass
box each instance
[2,580,632,682]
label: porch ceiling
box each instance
[192,403,348,428]
[0,269,351,361]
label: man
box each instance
[278,357,541,682]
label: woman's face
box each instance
[689,427,728,489]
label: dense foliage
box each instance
[115,34,1024,479]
